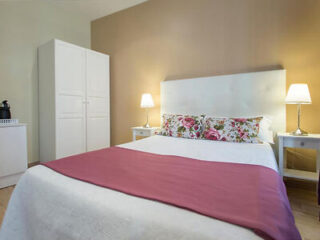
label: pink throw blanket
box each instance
[42,147,301,240]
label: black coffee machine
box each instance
[0,100,11,119]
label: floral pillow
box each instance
[202,117,263,143]
[158,114,203,139]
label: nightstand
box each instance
[278,133,320,181]
[131,127,159,141]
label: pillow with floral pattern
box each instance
[202,116,263,143]
[158,114,203,139]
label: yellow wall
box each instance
[0,1,90,163]
[92,0,320,170]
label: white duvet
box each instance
[0,136,278,240]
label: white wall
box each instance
[0,1,91,163]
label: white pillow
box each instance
[258,117,274,144]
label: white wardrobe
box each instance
[38,39,110,162]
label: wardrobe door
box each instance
[55,41,87,158]
[86,50,110,151]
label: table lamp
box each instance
[140,93,154,128]
[285,84,311,135]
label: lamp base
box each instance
[143,123,150,128]
[291,128,308,136]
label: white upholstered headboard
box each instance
[161,70,286,134]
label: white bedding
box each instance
[0,136,278,240]
[121,135,278,171]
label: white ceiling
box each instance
[46,0,148,21]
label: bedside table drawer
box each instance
[132,127,160,141]
[283,138,320,149]
[136,130,149,136]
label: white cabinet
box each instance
[55,41,87,159]
[0,125,28,188]
[38,39,110,162]
[86,50,110,151]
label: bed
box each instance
[0,70,300,240]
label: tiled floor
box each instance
[0,186,14,226]
[286,187,320,240]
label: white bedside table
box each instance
[278,133,320,181]
[131,127,160,141]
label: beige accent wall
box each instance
[92,0,320,170]
[0,1,90,163]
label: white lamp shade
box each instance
[285,84,311,104]
[140,93,154,108]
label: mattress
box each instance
[0,136,278,240]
